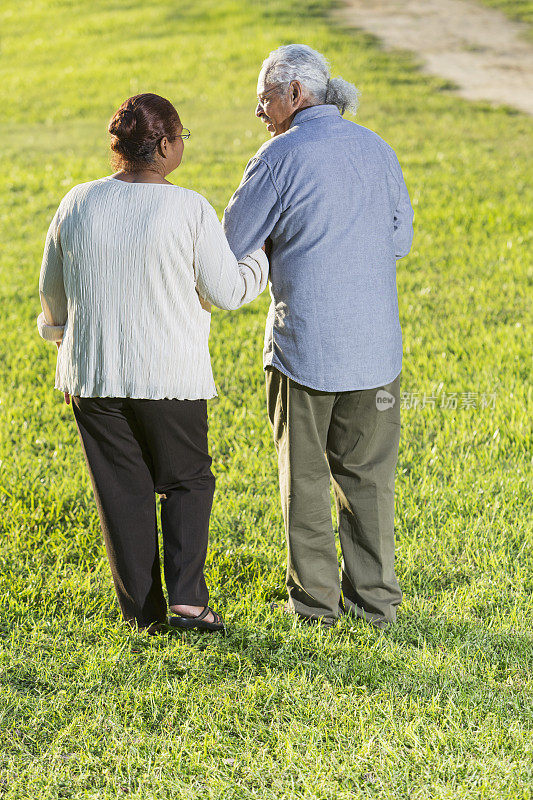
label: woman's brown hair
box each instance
[108,93,180,171]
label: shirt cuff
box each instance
[37,311,65,342]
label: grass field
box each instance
[1,0,532,797]
[479,0,533,28]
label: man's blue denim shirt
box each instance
[223,104,414,392]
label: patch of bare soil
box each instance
[335,0,533,114]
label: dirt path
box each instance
[335,0,533,115]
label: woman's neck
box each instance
[112,169,172,185]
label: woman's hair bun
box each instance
[108,107,137,139]
[108,93,181,171]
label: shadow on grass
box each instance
[172,612,532,720]
[125,608,533,678]
[3,610,531,737]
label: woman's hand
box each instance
[55,341,70,404]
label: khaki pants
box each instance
[265,366,403,626]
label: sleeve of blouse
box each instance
[37,205,68,341]
[193,197,269,311]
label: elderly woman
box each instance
[37,92,268,635]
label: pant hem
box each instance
[288,596,341,623]
[124,616,168,630]
[167,598,210,607]
[343,596,398,627]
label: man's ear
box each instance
[291,80,303,105]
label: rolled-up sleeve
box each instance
[194,199,269,311]
[387,148,414,259]
[38,207,68,341]
[223,157,282,261]
[36,312,65,342]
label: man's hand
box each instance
[263,237,273,259]
[195,286,212,313]
[55,341,70,404]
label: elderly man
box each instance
[223,44,414,629]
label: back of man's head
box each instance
[260,44,360,116]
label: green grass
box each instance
[1,0,532,797]
[478,0,533,28]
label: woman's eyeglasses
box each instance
[178,128,191,140]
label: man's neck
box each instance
[275,104,316,136]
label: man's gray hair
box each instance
[260,44,360,116]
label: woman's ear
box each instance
[158,136,169,158]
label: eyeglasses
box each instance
[256,83,286,108]
[177,128,191,139]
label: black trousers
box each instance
[71,396,215,628]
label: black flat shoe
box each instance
[169,606,226,635]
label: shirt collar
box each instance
[289,104,341,128]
